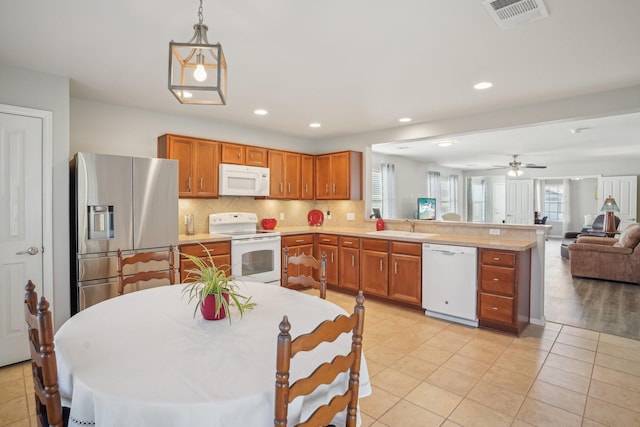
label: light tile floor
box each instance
[2,290,639,426]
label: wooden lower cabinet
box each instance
[179,241,230,282]
[360,239,389,297]
[389,241,422,306]
[338,237,360,290]
[477,248,531,335]
[316,234,338,286]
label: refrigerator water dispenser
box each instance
[88,205,114,239]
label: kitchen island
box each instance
[179,221,548,333]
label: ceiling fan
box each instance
[495,155,547,176]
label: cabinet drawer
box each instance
[390,241,422,256]
[317,234,338,245]
[180,241,230,258]
[480,265,515,295]
[481,250,515,268]
[339,237,360,248]
[362,238,388,251]
[282,234,314,247]
[479,293,514,324]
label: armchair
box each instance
[568,223,640,284]
[560,214,620,258]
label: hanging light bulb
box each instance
[193,53,207,82]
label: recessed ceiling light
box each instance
[435,140,455,147]
[474,81,493,90]
[398,117,412,123]
[254,109,268,116]
[309,122,321,128]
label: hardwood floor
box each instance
[544,238,640,341]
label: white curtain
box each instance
[449,175,458,213]
[534,179,545,216]
[427,170,441,219]
[563,178,571,234]
[380,163,396,218]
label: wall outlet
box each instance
[489,228,501,236]
[346,212,355,221]
[326,211,332,219]
[279,212,285,220]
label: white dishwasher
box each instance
[422,243,478,327]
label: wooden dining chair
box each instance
[117,245,175,295]
[282,247,327,299]
[274,291,365,427]
[24,280,69,427]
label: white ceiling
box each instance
[1,0,639,169]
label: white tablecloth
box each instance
[55,282,370,427]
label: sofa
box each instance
[561,214,621,258]
[568,223,640,285]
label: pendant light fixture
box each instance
[168,0,227,105]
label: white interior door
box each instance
[492,182,506,223]
[506,179,534,224]
[0,111,43,366]
[598,176,638,231]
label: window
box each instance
[438,174,459,215]
[544,183,564,221]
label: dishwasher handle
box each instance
[430,249,464,256]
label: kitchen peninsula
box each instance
[179,220,548,335]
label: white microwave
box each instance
[219,163,270,196]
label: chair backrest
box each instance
[591,214,605,230]
[117,245,175,295]
[282,247,327,299]
[274,291,365,427]
[24,280,65,427]
[441,212,461,221]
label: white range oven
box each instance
[209,212,281,284]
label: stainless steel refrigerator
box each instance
[71,152,178,313]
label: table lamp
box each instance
[600,195,620,234]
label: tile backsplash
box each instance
[178,197,365,234]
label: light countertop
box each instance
[179,226,536,251]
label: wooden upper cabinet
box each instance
[220,142,244,164]
[246,146,268,166]
[268,150,301,199]
[300,154,314,200]
[314,151,362,200]
[221,142,267,166]
[158,134,219,198]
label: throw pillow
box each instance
[614,223,640,249]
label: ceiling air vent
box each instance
[483,0,549,30]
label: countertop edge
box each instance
[179,227,536,251]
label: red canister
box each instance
[376,218,385,231]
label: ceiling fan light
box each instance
[507,168,523,177]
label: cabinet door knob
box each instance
[492,307,498,310]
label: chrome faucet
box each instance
[405,218,415,232]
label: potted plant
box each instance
[182,246,255,322]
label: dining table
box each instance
[55,281,371,427]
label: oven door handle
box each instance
[232,235,281,245]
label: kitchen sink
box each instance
[366,230,438,239]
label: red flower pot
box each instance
[200,293,230,320]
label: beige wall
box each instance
[179,198,365,235]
